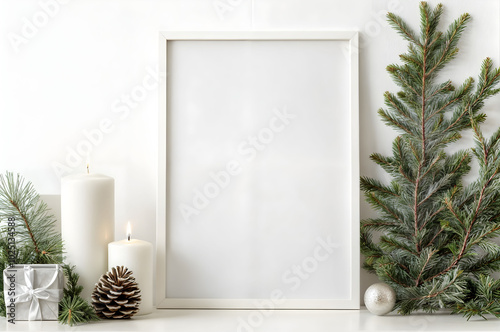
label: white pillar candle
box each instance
[61,172,114,301]
[108,223,153,315]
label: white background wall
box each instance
[0,0,499,303]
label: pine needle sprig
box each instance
[454,275,500,320]
[0,171,63,263]
[58,265,100,326]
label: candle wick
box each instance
[127,234,131,241]
[87,163,89,174]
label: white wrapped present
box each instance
[3,264,63,321]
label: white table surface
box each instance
[1,308,499,332]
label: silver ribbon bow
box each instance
[12,265,61,321]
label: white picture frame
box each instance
[157,31,359,309]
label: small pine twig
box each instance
[58,264,100,326]
[9,200,40,254]
[0,171,63,263]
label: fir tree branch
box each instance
[387,66,421,96]
[418,154,443,185]
[443,60,500,134]
[381,237,417,255]
[385,92,415,121]
[368,193,403,223]
[378,108,414,134]
[412,6,431,250]
[426,79,473,121]
[387,12,421,46]
[383,266,413,287]
[415,249,437,286]
[428,206,446,220]
[0,172,64,263]
[469,225,500,247]
[425,13,470,77]
[59,264,100,326]
[425,228,444,248]
[427,170,499,282]
[450,153,470,175]
[472,122,488,166]
[362,2,500,319]
[445,197,465,226]
[427,80,453,100]
[9,200,40,254]
[399,166,416,184]
[361,177,400,197]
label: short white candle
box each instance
[108,222,153,315]
[61,169,114,301]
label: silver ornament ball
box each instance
[364,282,396,315]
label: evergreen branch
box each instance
[415,249,437,286]
[469,225,500,248]
[381,236,417,255]
[442,107,471,133]
[387,12,421,46]
[62,264,84,298]
[428,171,499,282]
[370,153,395,173]
[427,80,453,100]
[387,66,421,96]
[9,200,40,254]
[425,228,444,248]
[409,140,422,164]
[418,154,442,185]
[0,173,41,255]
[416,177,445,208]
[444,196,465,227]
[426,78,473,121]
[413,176,422,252]
[469,170,498,230]
[399,53,423,68]
[422,276,459,299]
[471,120,488,166]
[412,4,432,247]
[426,13,471,77]
[368,193,403,223]
[465,251,500,274]
[450,153,471,175]
[385,92,415,121]
[59,296,99,326]
[361,177,400,197]
[381,265,413,288]
[378,108,414,135]
[0,172,64,263]
[399,166,416,184]
[361,219,398,230]
[455,275,500,319]
[59,264,100,326]
[444,59,500,134]
[428,205,446,220]
[426,31,443,50]
[362,2,500,319]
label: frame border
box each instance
[157,31,359,309]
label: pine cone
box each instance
[91,266,141,319]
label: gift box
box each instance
[3,264,63,321]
